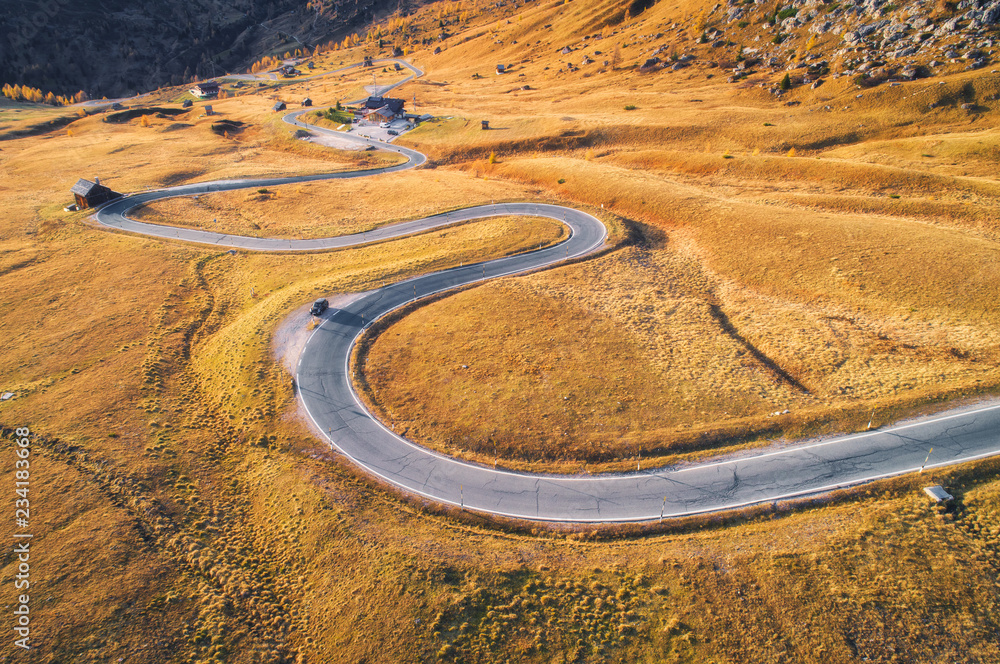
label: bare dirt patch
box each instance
[272,292,368,375]
[297,131,367,151]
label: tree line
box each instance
[2,84,87,106]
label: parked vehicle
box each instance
[379,121,391,128]
[387,129,398,136]
[310,298,329,315]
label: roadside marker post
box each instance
[460,484,464,509]
[660,497,666,522]
[920,448,934,472]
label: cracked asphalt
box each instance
[89,60,1000,523]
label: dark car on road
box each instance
[310,298,329,315]
[387,129,398,136]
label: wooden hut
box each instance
[70,178,121,209]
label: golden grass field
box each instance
[361,70,1000,470]
[1,0,1000,661]
[131,170,549,239]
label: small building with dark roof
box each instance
[273,101,287,112]
[369,106,396,123]
[355,96,405,124]
[70,178,121,209]
[191,81,219,98]
[302,98,312,107]
[362,96,404,113]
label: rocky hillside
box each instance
[0,0,400,99]
[5,0,998,101]
[635,0,1000,95]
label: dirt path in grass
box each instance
[272,292,370,375]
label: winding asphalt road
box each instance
[90,62,1000,523]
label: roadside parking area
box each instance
[349,117,415,143]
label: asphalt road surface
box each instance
[89,61,1000,523]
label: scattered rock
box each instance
[936,16,961,36]
[810,20,833,34]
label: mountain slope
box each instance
[0,0,398,98]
